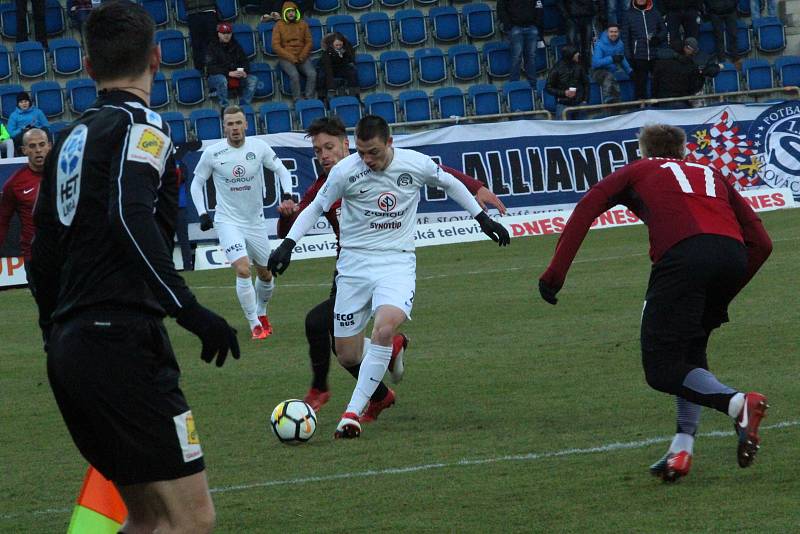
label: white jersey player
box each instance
[190,106,295,339]
[268,115,510,438]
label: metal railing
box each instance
[334,108,553,134]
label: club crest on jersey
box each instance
[232,164,246,178]
[748,102,800,199]
[397,173,413,187]
[246,152,256,160]
[56,125,88,226]
[377,192,397,212]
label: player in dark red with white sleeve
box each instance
[538,124,773,482]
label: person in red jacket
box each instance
[278,116,507,418]
[538,124,773,482]
[0,128,50,263]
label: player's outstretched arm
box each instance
[439,164,507,215]
[269,195,326,275]
[725,181,773,290]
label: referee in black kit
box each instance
[28,2,239,532]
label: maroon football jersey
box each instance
[0,165,42,258]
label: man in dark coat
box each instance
[652,37,721,106]
[623,0,667,99]
[206,22,259,107]
[545,44,590,118]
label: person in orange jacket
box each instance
[272,1,316,101]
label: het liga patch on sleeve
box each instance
[173,410,203,462]
[127,123,170,174]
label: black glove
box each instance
[613,54,624,65]
[281,192,298,202]
[199,213,213,232]
[538,279,560,305]
[475,212,510,247]
[268,238,295,275]
[176,301,240,367]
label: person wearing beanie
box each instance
[205,22,259,108]
[272,1,315,101]
[7,91,50,152]
[652,37,721,105]
[545,44,589,118]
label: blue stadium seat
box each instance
[483,41,511,79]
[398,90,431,122]
[361,12,393,48]
[448,44,481,81]
[216,0,238,21]
[549,34,568,63]
[395,9,427,46]
[0,44,11,81]
[414,47,447,84]
[172,0,188,24]
[0,84,24,120]
[160,111,188,145]
[190,109,223,141]
[588,81,602,105]
[503,80,535,112]
[327,15,359,48]
[713,63,740,93]
[308,18,323,53]
[468,84,500,116]
[732,19,751,56]
[346,0,373,9]
[433,86,465,118]
[462,3,494,39]
[541,0,564,33]
[429,6,461,42]
[698,22,717,56]
[380,0,408,7]
[363,93,397,123]
[49,120,70,142]
[250,62,275,99]
[614,70,635,101]
[66,78,97,114]
[380,50,413,87]
[50,38,82,75]
[742,58,773,90]
[240,104,258,136]
[156,29,188,66]
[414,0,438,5]
[260,102,293,133]
[753,17,785,53]
[141,0,170,26]
[45,0,65,36]
[31,80,64,118]
[15,41,47,78]
[233,23,257,59]
[295,99,326,130]
[172,69,205,106]
[737,0,750,15]
[355,53,379,89]
[313,0,340,13]
[280,68,309,96]
[329,96,362,127]
[258,21,276,56]
[0,4,18,40]
[150,72,170,109]
[535,45,548,74]
[774,55,800,86]
[536,79,556,113]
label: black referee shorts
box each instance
[47,311,205,486]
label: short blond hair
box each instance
[638,124,686,159]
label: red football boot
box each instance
[258,315,273,336]
[388,334,409,384]
[303,388,331,413]
[735,392,769,468]
[334,412,361,439]
[649,450,693,482]
[361,388,396,423]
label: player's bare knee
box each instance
[336,350,360,367]
[170,500,215,534]
[234,265,251,278]
[370,323,395,346]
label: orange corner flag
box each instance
[67,466,127,533]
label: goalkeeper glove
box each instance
[268,238,296,275]
[199,213,213,232]
[475,212,510,246]
[538,279,560,305]
[176,301,240,367]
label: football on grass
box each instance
[270,399,317,444]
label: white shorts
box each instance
[333,249,416,337]
[215,221,271,266]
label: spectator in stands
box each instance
[560,0,604,69]
[663,0,701,45]
[546,44,589,118]
[16,0,47,48]
[497,0,544,82]
[206,22,259,108]
[273,1,316,101]
[591,23,633,103]
[7,92,50,152]
[750,0,777,19]
[623,0,667,99]
[252,0,310,18]
[184,0,219,72]
[0,122,14,160]
[66,0,94,36]
[704,0,739,64]
[607,0,629,26]
[317,32,359,103]
[652,37,721,106]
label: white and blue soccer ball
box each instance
[270,399,317,444]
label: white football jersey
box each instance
[191,137,290,226]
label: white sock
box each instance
[346,343,392,416]
[361,338,372,360]
[236,276,259,328]
[255,277,274,317]
[728,392,746,419]
[668,433,695,455]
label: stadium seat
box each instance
[588,81,602,105]
[742,58,773,90]
[398,90,431,122]
[150,72,170,109]
[141,0,170,26]
[737,0,750,15]
[380,0,408,7]
[541,0,564,33]
[697,22,717,56]
[534,45,548,74]
[503,80,535,112]
[172,0,188,24]
[355,53,379,89]
[65,78,97,114]
[414,0,438,5]
[462,3,494,39]
[753,17,785,53]
[0,44,11,81]
[468,84,501,116]
[313,0,340,13]
[414,47,447,84]
[429,6,461,43]
[31,80,64,118]
[249,62,275,99]
[327,15,359,48]
[50,38,82,75]
[329,96,362,127]
[258,21,277,56]
[774,55,800,87]
[536,79,556,113]
[732,19,752,57]
[295,99,326,130]
[45,0,65,36]
[216,0,238,21]
[346,0,374,9]
[260,102,293,133]
[49,120,69,142]
[713,63,740,93]
[160,111,188,145]
[233,23,257,59]
[380,50,413,87]
[156,29,188,66]
[190,109,223,141]
[433,86,465,118]
[0,4,18,40]
[172,69,205,106]
[483,41,511,79]
[279,68,309,96]
[361,12,393,49]
[307,18,323,53]
[614,70,635,101]
[0,84,24,120]
[363,93,397,123]
[15,41,47,78]
[549,34,568,63]
[448,44,481,81]
[240,104,258,136]
[395,9,427,46]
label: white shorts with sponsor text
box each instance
[215,221,272,266]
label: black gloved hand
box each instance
[176,301,240,367]
[280,192,298,202]
[538,279,560,305]
[475,212,510,247]
[268,238,296,275]
[612,54,624,65]
[199,213,213,231]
